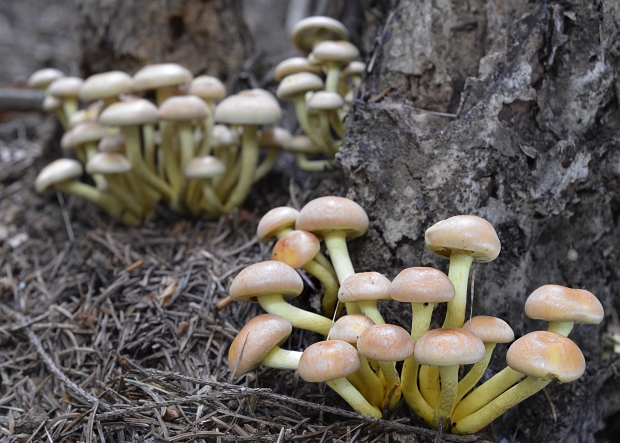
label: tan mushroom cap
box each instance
[329,314,375,344]
[132,63,193,91]
[312,40,360,64]
[276,72,324,101]
[86,152,132,175]
[211,124,239,148]
[35,158,83,193]
[390,267,455,304]
[307,91,344,111]
[298,340,360,382]
[187,75,226,101]
[272,230,321,269]
[524,285,604,325]
[425,215,501,263]
[185,156,226,179]
[47,76,84,98]
[292,16,349,55]
[229,260,304,302]
[462,316,514,344]
[79,71,134,102]
[295,196,369,240]
[256,206,299,242]
[228,314,292,377]
[214,89,282,126]
[258,127,292,148]
[274,57,323,82]
[415,328,486,366]
[28,68,65,89]
[357,324,415,362]
[338,272,391,303]
[506,331,585,382]
[69,122,108,146]
[158,95,210,121]
[99,98,159,127]
[284,136,323,154]
[98,134,126,153]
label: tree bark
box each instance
[342,1,620,441]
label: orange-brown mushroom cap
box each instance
[338,272,391,304]
[462,316,515,344]
[524,285,604,325]
[298,340,360,382]
[415,328,486,366]
[390,267,455,304]
[257,207,299,242]
[229,261,303,302]
[329,314,375,344]
[295,196,368,239]
[272,230,321,269]
[357,324,415,362]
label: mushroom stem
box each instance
[260,347,302,371]
[432,365,459,430]
[456,343,496,404]
[419,365,440,408]
[292,96,330,153]
[296,153,337,171]
[357,355,385,409]
[357,300,385,325]
[257,293,332,336]
[143,123,156,173]
[443,252,475,328]
[322,230,361,314]
[302,260,339,318]
[452,376,549,435]
[548,321,574,336]
[172,122,195,212]
[326,377,383,418]
[253,147,280,183]
[401,359,434,424]
[325,63,342,93]
[378,361,401,411]
[451,367,524,422]
[223,124,259,212]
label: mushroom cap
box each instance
[214,89,282,125]
[258,127,292,148]
[343,61,366,77]
[99,98,159,126]
[228,314,292,377]
[292,16,349,55]
[425,215,501,263]
[284,136,323,154]
[295,196,369,240]
[329,314,375,344]
[338,272,392,303]
[415,328,486,366]
[42,95,62,112]
[390,267,455,304]
[307,91,344,111]
[132,63,193,91]
[256,207,299,242]
[524,285,604,325]
[187,75,226,101]
[229,261,304,302]
[98,134,126,153]
[79,71,134,102]
[28,68,65,89]
[35,158,83,193]
[69,108,99,128]
[159,95,210,121]
[311,40,360,64]
[298,340,360,382]
[272,230,321,269]
[211,124,239,148]
[506,331,585,382]
[274,57,323,82]
[86,152,132,175]
[69,122,108,146]
[357,324,415,362]
[462,316,515,344]
[276,72,324,101]
[48,76,84,98]
[185,156,226,179]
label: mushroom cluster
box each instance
[28,16,363,225]
[225,196,604,435]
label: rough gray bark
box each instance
[342,1,620,441]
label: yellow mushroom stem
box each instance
[257,293,332,336]
[326,377,382,418]
[456,342,497,404]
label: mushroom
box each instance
[298,340,382,418]
[272,230,339,318]
[254,127,292,183]
[456,316,515,404]
[274,57,323,82]
[28,68,65,92]
[338,272,391,325]
[229,261,332,336]
[357,324,415,411]
[184,155,226,218]
[79,71,134,109]
[306,91,344,148]
[228,314,301,377]
[414,328,486,429]
[524,284,604,336]
[47,76,84,120]
[214,89,282,212]
[291,16,349,55]
[132,63,193,105]
[284,136,337,171]
[425,215,501,329]
[187,76,227,155]
[311,40,360,93]
[452,331,586,435]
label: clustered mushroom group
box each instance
[224,196,604,435]
[28,16,362,225]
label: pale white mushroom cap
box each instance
[48,77,84,98]
[35,158,83,193]
[307,91,344,111]
[292,16,349,55]
[258,127,292,148]
[28,68,65,89]
[158,95,210,121]
[312,40,360,64]
[99,98,159,127]
[274,57,323,82]
[211,124,239,148]
[276,72,324,101]
[132,63,193,92]
[188,76,226,101]
[80,71,134,102]
[185,156,226,179]
[215,89,282,126]
[86,152,132,175]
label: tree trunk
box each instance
[342,1,620,441]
